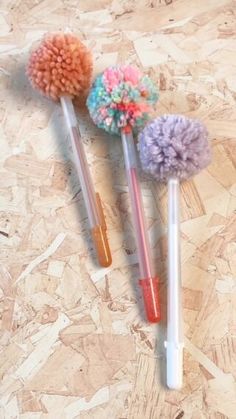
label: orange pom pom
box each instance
[27,33,93,101]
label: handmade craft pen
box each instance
[87,65,161,322]
[27,33,112,267]
[139,114,211,388]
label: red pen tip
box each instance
[139,277,161,323]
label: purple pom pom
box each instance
[138,114,211,181]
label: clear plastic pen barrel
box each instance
[121,127,161,323]
[165,177,184,389]
[61,95,112,267]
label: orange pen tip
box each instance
[93,193,112,267]
[91,225,112,267]
[139,277,161,323]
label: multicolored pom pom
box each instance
[87,65,158,135]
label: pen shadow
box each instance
[108,138,167,342]
[5,60,52,114]
[52,101,102,268]
[7,60,99,266]
[110,141,168,386]
[107,135,150,322]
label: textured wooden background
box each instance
[0,0,236,418]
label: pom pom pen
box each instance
[87,65,161,322]
[27,33,112,267]
[139,114,211,388]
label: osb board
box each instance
[0,0,236,418]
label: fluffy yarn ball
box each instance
[139,114,211,181]
[87,65,158,135]
[27,33,93,101]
